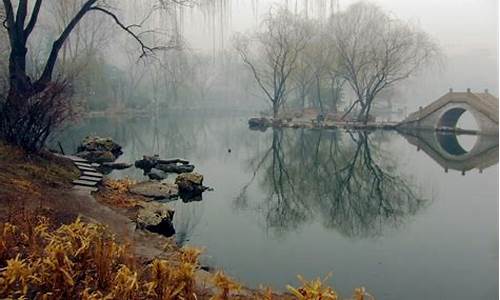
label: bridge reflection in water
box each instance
[400,129,498,174]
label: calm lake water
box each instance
[56,113,498,300]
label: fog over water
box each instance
[4,0,496,298]
[103,0,499,114]
[57,113,498,300]
[188,0,499,110]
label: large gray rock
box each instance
[175,172,203,185]
[175,172,206,198]
[135,155,159,171]
[101,162,132,170]
[76,150,116,163]
[77,136,123,157]
[136,202,175,237]
[98,162,133,175]
[248,117,272,129]
[129,181,179,199]
[135,155,194,174]
[147,168,168,180]
[156,163,195,174]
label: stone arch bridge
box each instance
[400,130,498,174]
[397,89,498,135]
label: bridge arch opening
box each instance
[436,105,481,156]
[438,108,480,132]
[438,107,465,129]
[436,133,478,156]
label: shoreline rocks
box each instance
[130,181,179,200]
[135,155,194,177]
[136,202,175,237]
[175,172,207,199]
[76,150,116,163]
[101,162,132,170]
[98,162,132,174]
[135,155,159,171]
[147,168,168,180]
[76,136,123,163]
[129,172,209,202]
[156,163,195,174]
[248,117,272,130]
[248,116,398,131]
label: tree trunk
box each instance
[6,14,33,98]
[357,103,367,122]
[316,75,324,113]
[330,79,338,113]
[8,41,33,97]
[361,97,374,124]
[300,88,306,110]
[273,101,279,119]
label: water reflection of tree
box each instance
[238,128,428,238]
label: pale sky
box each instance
[216,0,499,100]
[223,0,499,54]
[180,0,498,101]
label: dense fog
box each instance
[0,0,497,117]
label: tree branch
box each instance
[35,0,97,89]
[2,0,15,33]
[90,6,174,58]
[24,0,43,37]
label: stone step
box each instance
[91,163,100,168]
[75,162,93,168]
[82,171,103,178]
[73,179,98,187]
[79,176,103,182]
[66,155,88,163]
[72,185,99,193]
[77,166,96,172]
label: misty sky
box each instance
[122,0,498,108]
[226,0,499,53]
[194,0,499,105]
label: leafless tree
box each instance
[291,32,315,110]
[1,0,187,99]
[191,53,219,102]
[305,24,334,113]
[330,2,439,122]
[46,0,111,81]
[234,7,313,118]
[0,0,198,151]
[0,5,8,94]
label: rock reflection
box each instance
[237,128,429,238]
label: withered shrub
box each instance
[0,215,374,300]
[0,82,75,152]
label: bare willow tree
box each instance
[0,0,196,151]
[331,2,439,123]
[234,7,313,118]
[0,5,8,93]
[1,0,185,98]
[46,0,111,80]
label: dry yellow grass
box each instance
[95,178,143,209]
[0,215,374,300]
[0,143,374,299]
[0,216,200,299]
[0,141,78,194]
[0,141,79,226]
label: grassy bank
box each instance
[0,142,372,299]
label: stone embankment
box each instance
[58,136,212,239]
[248,116,398,131]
